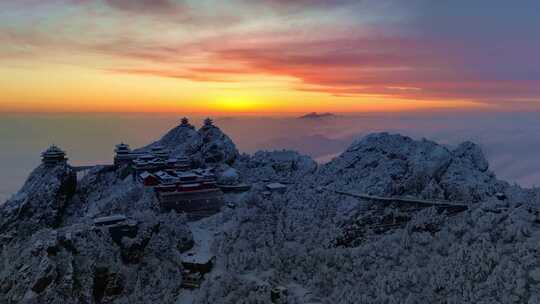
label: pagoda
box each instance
[180,117,194,129]
[203,117,214,127]
[41,145,67,166]
[114,142,132,166]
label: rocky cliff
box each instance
[0,163,76,239]
[0,161,192,303]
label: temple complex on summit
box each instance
[112,117,225,216]
[39,118,228,218]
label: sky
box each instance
[1,0,540,114]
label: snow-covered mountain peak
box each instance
[137,118,239,165]
[319,132,508,203]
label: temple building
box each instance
[157,183,224,216]
[154,169,224,217]
[113,139,193,176]
[154,171,177,184]
[114,142,133,167]
[180,117,195,129]
[41,145,67,166]
[167,157,191,171]
[133,154,167,173]
[203,117,214,127]
[150,144,169,160]
[139,171,160,186]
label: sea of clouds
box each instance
[1,111,539,202]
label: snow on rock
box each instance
[197,122,239,165]
[0,212,193,303]
[317,132,509,203]
[62,167,153,223]
[193,175,540,304]
[217,167,240,185]
[4,125,540,304]
[453,141,489,172]
[184,132,540,303]
[138,120,202,158]
[235,150,317,182]
[137,119,238,166]
[529,268,540,282]
[0,163,76,238]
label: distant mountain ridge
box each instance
[298,112,338,119]
[260,134,352,159]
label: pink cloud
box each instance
[102,0,187,15]
[96,31,540,104]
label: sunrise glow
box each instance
[1,1,539,114]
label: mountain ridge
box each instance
[298,112,338,119]
[1,122,539,303]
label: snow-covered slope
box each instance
[145,120,202,158]
[317,133,510,203]
[0,163,76,238]
[235,150,317,183]
[0,211,192,303]
[0,162,192,303]
[198,122,238,165]
[192,133,540,303]
[2,128,540,303]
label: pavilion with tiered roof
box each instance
[41,145,67,165]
